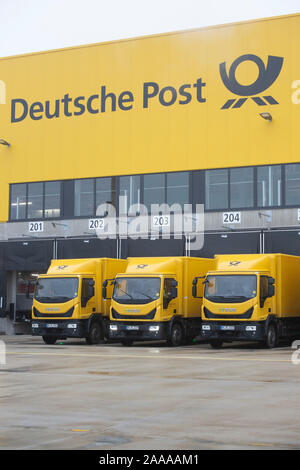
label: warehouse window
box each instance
[27,182,43,219]
[257,165,281,207]
[230,167,254,208]
[96,177,116,214]
[74,179,94,216]
[205,169,228,210]
[45,181,61,218]
[10,184,27,220]
[167,172,189,207]
[10,181,62,220]
[144,173,165,210]
[285,164,300,205]
[119,175,141,216]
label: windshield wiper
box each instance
[115,287,133,300]
[132,289,154,300]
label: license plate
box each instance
[220,325,235,331]
[126,326,139,330]
[46,324,58,328]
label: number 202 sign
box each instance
[222,212,241,224]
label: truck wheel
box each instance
[167,323,184,347]
[86,322,103,345]
[42,336,57,345]
[265,323,278,349]
[121,339,133,346]
[209,340,223,349]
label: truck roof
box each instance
[211,253,299,273]
[46,258,123,275]
[123,256,212,274]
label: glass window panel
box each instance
[285,164,300,205]
[119,175,140,215]
[144,174,165,210]
[96,177,116,209]
[230,167,254,208]
[167,172,189,206]
[45,181,61,218]
[205,169,228,210]
[27,182,43,219]
[257,166,281,207]
[74,179,94,216]
[10,184,26,220]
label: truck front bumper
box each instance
[201,321,266,342]
[31,319,88,339]
[108,321,168,342]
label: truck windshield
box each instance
[113,277,161,304]
[34,277,79,303]
[204,275,257,303]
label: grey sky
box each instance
[1,0,300,57]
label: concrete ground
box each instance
[0,335,299,450]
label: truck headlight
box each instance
[245,326,256,331]
[67,324,77,329]
[202,325,211,330]
[110,325,118,331]
[32,323,39,328]
[149,326,160,332]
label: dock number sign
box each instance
[222,212,241,224]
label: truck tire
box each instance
[42,336,57,345]
[167,323,184,347]
[86,322,103,345]
[265,323,278,349]
[121,339,133,346]
[209,340,223,349]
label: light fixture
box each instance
[0,138,10,146]
[259,112,272,122]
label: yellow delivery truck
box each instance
[31,258,127,345]
[195,254,300,348]
[105,256,215,346]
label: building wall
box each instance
[0,13,300,222]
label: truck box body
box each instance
[32,258,127,344]
[200,253,300,347]
[108,256,215,345]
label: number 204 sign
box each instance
[222,212,241,224]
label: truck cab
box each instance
[198,255,277,348]
[106,256,214,346]
[31,258,127,344]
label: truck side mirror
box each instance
[171,279,178,299]
[26,281,36,299]
[102,280,108,299]
[192,277,204,299]
[88,279,95,297]
[268,277,275,297]
[192,278,197,298]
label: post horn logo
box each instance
[229,261,241,266]
[219,54,283,109]
[137,264,148,269]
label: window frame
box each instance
[9,180,62,222]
